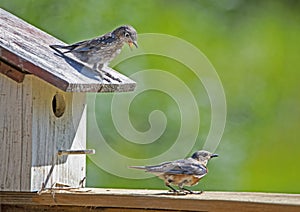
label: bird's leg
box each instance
[166,183,179,193]
[92,63,98,71]
[101,65,122,83]
[93,63,104,81]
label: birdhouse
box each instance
[0,8,135,192]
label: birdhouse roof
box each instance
[0,8,136,92]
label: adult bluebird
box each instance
[130,150,218,194]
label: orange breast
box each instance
[161,174,202,186]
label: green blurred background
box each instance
[1,0,299,193]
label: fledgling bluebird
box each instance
[130,150,218,194]
[49,25,138,78]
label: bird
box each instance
[49,25,138,79]
[130,150,218,194]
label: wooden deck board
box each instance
[1,189,299,211]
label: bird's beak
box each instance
[128,40,138,49]
[211,154,219,158]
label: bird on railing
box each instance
[130,150,218,194]
[49,25,138,79]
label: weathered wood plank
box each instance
[20,76,33,190]
[0,8,136,92]
[1,205,177,212]
[0,190,299,212]
[0,74,25,191]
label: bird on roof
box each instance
[130,150,218,194]
[49,25,138,79]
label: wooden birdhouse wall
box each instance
[0,74,87,191]
[0,74,31,191]
[30,75,87,191]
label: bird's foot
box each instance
[180,187,203,195]
[94,70,112,83]
[102,70,122,83]
[168,189,188,195]
[187,190,203,195]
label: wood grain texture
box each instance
[20,76,33,191]
[0,189,299,212]
[0,74,32,191]
[1,205,180,212]
[0,8,136,92]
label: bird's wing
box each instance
[132,159,207,177]
[64,33,115,53]
[164,159,207,176]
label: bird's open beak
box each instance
[128,40,138,49]
[211,154,219,158]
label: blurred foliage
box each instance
[1,0,300,193]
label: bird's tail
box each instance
[49,44,73,54]
[129,166,147,170]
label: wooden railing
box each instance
[1,188,299,211]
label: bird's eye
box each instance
[124,32,130,37]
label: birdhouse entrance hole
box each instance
[52,93,66,118]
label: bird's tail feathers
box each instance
[129,166,147,170]
[49,44,73,54]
